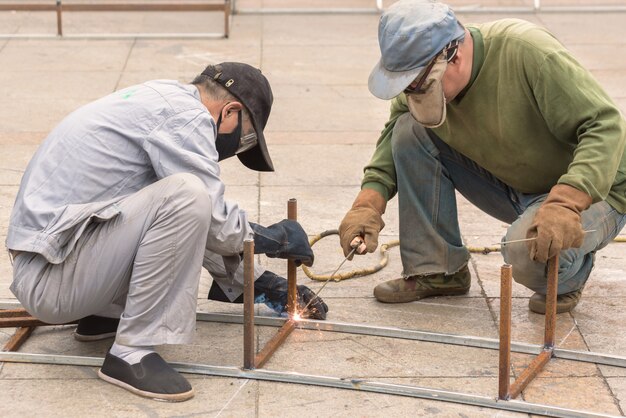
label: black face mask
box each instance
[215,110,242,161]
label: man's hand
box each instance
[207,271,328,320]
[526,184,592,263]
[339,189,386,259]
[254,271,328,320]
[250,220,314,266]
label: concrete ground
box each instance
[1,0,626,416]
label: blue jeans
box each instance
[391,113,626,295]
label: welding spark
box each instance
[292,312,302,321]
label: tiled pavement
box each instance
[1,1,626,416]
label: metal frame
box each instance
[2,303,626,416]
[0,0,231,39]
[242,198,298,369]
[499,256,560,400]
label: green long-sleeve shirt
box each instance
[362,19,626,213]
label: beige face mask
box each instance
[406,56,448,128]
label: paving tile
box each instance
[261,14,379,46]
[126,39,261,73]
[538,12,626,45]
[0,71,120,100]
[521,376,622,416]
[258,378,526,417]
[0,39,132,71]
[607,377,626,413]
[0,375,257,418]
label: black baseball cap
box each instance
[201,62,274,172]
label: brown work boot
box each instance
[374,265,471,303]
[528,288,583,314]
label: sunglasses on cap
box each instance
[404,39,460,95]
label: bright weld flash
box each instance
[292,312,302,321]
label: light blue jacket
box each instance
[6,80,252,264]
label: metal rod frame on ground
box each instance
[242,198,298,370]
[0,0,231,39]
[499,256,560,400]
[1,303,626,416]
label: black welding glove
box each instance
[207,270,328,320]
[249,220,314,267]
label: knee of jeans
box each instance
[391,113,431,155]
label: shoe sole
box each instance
[98,369,195,402]
[528,303,576,315]
[374,287,470,304]
[74,331,117,342]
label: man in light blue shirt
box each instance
[6,62,327,401]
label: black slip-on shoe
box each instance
[98,352,194,402]
[74,315,120,341]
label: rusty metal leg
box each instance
[498,264,513,400]
[287,198,298,316]
[505,255,560,399]
[3,327,35,352]
[243,239,255,370]
[56,0,63,36]
[544,255,559,347]
[254,319,296,368]
[224,0,231,38]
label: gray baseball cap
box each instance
[368,0,465,100]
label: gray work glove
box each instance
[250,220,314,267]
[207,270,328,320]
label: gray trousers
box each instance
[392,114,626,295]
[10,173,263,346]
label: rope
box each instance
[301,229,626,282]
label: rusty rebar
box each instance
[509,349,552,399]
[243,239,255,370]
[56,0,63,36]
[498,264,513,400]
[254,320,296,369]
[544,255,559,347]
[287,198,298,316]
[3,327,35,352]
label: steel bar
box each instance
[224,0,230,38]
[545,255,559,347]
[56,0,63,36]
[254,319,296,369]
[0,308,32,318]
[243,239,255,370]
[509,349,553,399]
[0,352,614,418]
[498,264,512,400]
[2,327,35,352]
[287,198,298,316]
[0,317,53,328]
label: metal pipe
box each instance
[0,308,32,318]
[287,198,298,316]
[498,264,512,400]
[243,239,255,370]
[254,320,296,368]
[509,349,553,399]
[544,255,558,348]
[224,0,231,38]
[56,0,62,37]
[0,351,614,418]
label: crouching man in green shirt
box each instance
[339,0,626,314]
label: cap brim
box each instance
[368,58,425,100]
[237,120,274,172]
